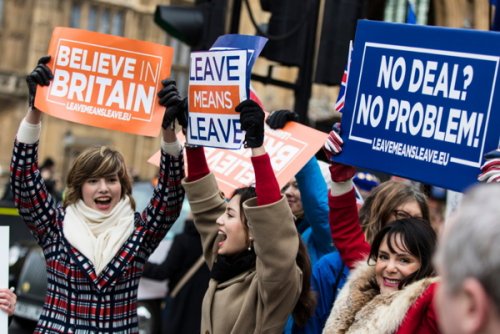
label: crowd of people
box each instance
[2,56,500,334]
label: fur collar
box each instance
[323,261,439,334]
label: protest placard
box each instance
[187,49,248,149]
[0,226,8,334]
[335,20,500,192]
[35,27,173,137]
[186,34,267,149]
[148,122,327,197]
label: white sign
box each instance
[187,49,248,149]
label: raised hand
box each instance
[323,123,356,182]
[158,79,188,130]
[265,109,298,129]
[323,126,344,162]
[236,99,265,148]
[26,55,53,108]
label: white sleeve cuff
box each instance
[329,179,354,196]
[161,138,183,157]
[17,118,41,144]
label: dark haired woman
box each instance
[320,129,439,333]
[323,218,439,333]
[166,81,315,332]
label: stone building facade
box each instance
[0,0,187,196]
[0,0,492,196]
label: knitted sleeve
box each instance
[251,153,281,206]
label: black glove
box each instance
[26,55,53,108]
[266,109,298,129]
[235,99,265,148]
[158,79,188,129]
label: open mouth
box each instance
[94,197,112,210]
[217,230,227,247]
[383,278,400,287]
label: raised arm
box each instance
[11,56,62,245]
[236,100,299,282]
[265,110,333,262]
[159,79,226,268]
[237,100,281,206]
[139,79,186,253]
[295,157,333,261]
[324,129,370,269]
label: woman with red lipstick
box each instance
[9,56,185,333]
[323,218,438,333]
[321,129,440,333]
[169,85,315,332]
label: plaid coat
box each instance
[10,140,184,333]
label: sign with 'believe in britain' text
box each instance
[35,27,173,137]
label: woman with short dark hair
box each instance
[324,218,439,333]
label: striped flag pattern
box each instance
[334,41,353,113]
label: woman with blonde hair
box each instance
[358,180,429,244]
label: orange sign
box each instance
[148,121,328,197]
[35,27,173,137]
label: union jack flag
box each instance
[335,41,353,113]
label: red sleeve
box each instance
[251,153,281,206]
[328,189,370,269]
[396,282,440,334]
[185,147,210,182]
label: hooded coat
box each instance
[323,261,439,334]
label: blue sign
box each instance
[211,34,268,97]
[335,20,500,192]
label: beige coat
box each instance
[182,173,302,334]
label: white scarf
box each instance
[63,197,135,275]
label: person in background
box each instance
[39,157,63,203]
[10,56,185,333]
[352,171,380,200]
[422,184,447,234]
[266,110,334,265]
[2,157,62,203]
[299,250,349,334]
[165,78,315,332]
[434,153,500,334]
[264,110,334,333]
[142,212,210,334]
